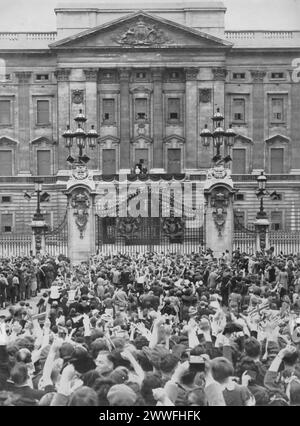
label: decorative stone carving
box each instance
[119,68,131,80]
[162,217,184,240]
[199,88,212,103]
[117,217,140,239]
[185,67,199,81]
[83,68,98,81]
[210,189,230,236]
[72,90,84,104]
[250,70,266,82]
[54,68,71,81]
[72,163,89,180]
[15,71,32,83]
[212,68,227,81]
[70,189,90,239]
[115,18,170,46]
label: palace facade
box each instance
[0,1,300,236]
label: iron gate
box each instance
[96,215,205,255]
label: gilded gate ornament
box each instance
[70,190,90,239]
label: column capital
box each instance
[54,68,71,81]
[15,71,32,83]
[119,68,131,81]
[151,67,164,81]
[212,67,227,81]
[83,68,98,81]
[250,70,266,83]
[184,67,199,81]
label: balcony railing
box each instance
[0,32,57,42]
[225,30,300,41]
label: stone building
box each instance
[0,1,300,239]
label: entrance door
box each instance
[167,148,181,173]
[102,149,116,175]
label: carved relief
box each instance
[72,90,84,104]
[83,68,98,82]
[185,68,199,81]
[210,188,230,236]
[72,163,89,180]
[199,88,212,103]
[115,18,170,46]
[250,70,266,82]
[70,189,90,239]
[15,72,32,83]
[212,68,227,81]
[54,68,71,81]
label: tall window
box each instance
[270,148,284,174]
[37,150,51,175]
[271,98,284,122]
[1,213,13,233]
[0,100,11,125]
[0,150,12,176]
[271,211,283,231]
[232,149,246,174]
[36,100,50,125]
[102,149,116,175]
[102,99,115,124]
[168,98,180,121]
[234,211,245,230]
[135,98,147,120]
[232,98,245,122]
[167,149,181,173]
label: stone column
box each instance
[65,182,97,264]
[250,70,266,172]
[185,67,199,170]
[55,68,71,172]
[290,73,300,171]
[151,67,164,172]
[212,67,227,158]
[15,72,32,175]
[84,68,99,170]
[119,68,131,173]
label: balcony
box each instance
[225,30,300,48]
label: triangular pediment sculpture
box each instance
[50,11,232,50]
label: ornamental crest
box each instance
[72,90,84,104]
[207,166,228,180]
[211,190,230,237]
[72,163,89,180]
[162,217,185,242]
[70,190,90,239]
[116,19,170,46]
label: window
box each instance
[102,99,115,124]
[0,150,12,176]
[168,98,180,121]
[136,71,146,79]
[271,72,284,79]
[169,70,180,79]
[270,148,284,174]
[5,74,11,81]
[1,196,11,203]
[36,74,49,81]
[0,100,11,125]
[167,149,181,173]
[135,98,147,120]
[232,98,245,122]
[271,98,284,122]
[36,100,50,125]
[37,150,51,175]
[234,193,245,201]
[232,149,246,174]
[1,213,13,233]
[234,211,245,230]
[135,149,148,169]
[271,211,283,231]
[102,149,116,175]
[233,73,245,79]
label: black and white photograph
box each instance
[0,0,300,413]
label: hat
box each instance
[59,342,74,360]
[69,347,96,374]
[143,345,170,369]
[110,366,129,384]
[107,384,137,406]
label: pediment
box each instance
[50,11,232,50]
[98,135,120,144]
[131,135,153,144]
[265,134,290,144]
[163,134,185,144]
[31,136,56,145]
[0,136,18,145]
[235,134,253,145]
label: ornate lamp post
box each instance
[200,107,236,163]
[62,109,99,166]
[24,180,50,255]
[254,171,270,252]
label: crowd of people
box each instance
[1,248,300,406]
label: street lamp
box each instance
[200,107,236,163]
[62,109,98,164]
[256,171,268,219]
